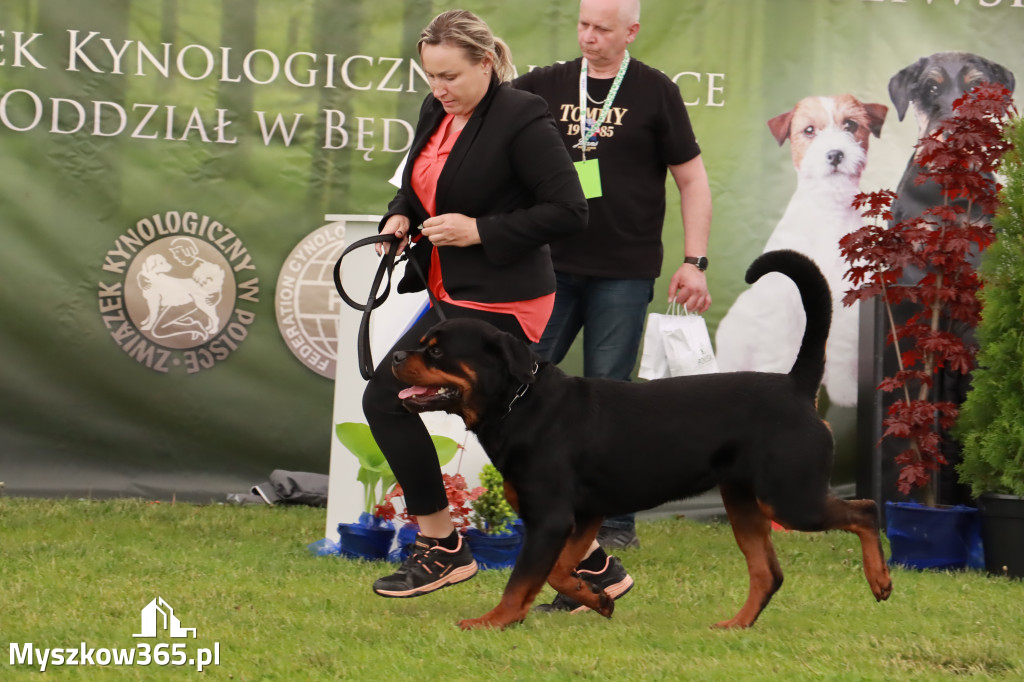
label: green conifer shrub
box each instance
[956,117,1024,496]
[471,464,518,535]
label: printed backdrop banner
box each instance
[1,1,1020,500]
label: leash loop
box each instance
[332,234,399,380]
[332,233,398,313]
[333,233,442,380]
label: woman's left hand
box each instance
[422,213,481,247]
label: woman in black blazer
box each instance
[364,10,587,598]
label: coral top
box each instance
[409,113,555,342]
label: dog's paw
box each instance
[872,576,894,602]
[458,616,501,630]
[711,616,755,630]
[458,614,524,631]
[596,591,615,619]
[865,563,893,602]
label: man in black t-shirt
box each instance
[513,0,713,611]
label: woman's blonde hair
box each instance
[418,9,515,83]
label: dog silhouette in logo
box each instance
[137,238,226,341]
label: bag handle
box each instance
[333,234,442,380]
[665,301,699,316]
[665,301,686,316]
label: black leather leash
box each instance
[333,233,443,380]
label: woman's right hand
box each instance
[377,214,411,257]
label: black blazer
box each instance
[382,78,588,304]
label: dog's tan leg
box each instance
[459,490,572,630]
[819,496,893,602]
[457,576,547,630]
[715,483,783,629]
[544,520,614,617]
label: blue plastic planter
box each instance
[886,501,980,571]
[387,522,421,563]
[338,513,395,561]
[464,526,523,570]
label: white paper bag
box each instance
[638,303,718,380]
[639,309,671,380]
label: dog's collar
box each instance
[503,362,539,418]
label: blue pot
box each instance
[388,522,421,563]
[886,501,980,571]
[338,513,395,561]
[464,526,523,570]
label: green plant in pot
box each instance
[471,464,518,535]
[334,421,459,559]
[955,114,1024,578]
[841,84,1015,570]
[465,464,522,569]
[335,421,459,518]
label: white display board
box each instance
[323,214,491,542]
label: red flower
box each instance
[374,474,484,530]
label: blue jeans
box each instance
[533,273,654,531]
[533,273,654,380]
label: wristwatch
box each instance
[684,256,709,272]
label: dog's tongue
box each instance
[398,385,435,400]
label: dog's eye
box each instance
[802,125,816,137]
[843,119,859,134]
[428,346,443,359]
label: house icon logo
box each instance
[133,597,197,638]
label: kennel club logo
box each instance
[275,222,347,379]
[97,211,260,374]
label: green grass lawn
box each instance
[2,498,1022,681]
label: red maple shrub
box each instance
[375,473,484,530]
[840,83,1016,504]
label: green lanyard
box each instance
[578,51,630,160]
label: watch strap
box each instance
[683,256,708,272]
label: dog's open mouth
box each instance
[398,384,461,412]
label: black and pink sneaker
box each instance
[534,551,634,613]
[372,533,478,598]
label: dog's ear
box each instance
[997,66,1015,94]
[766,110,794,145]
[864,103,888,138]
[889,58,926,121]
[493,331,537,385]
[980,59,1016,94]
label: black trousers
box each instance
[361,301,528,516]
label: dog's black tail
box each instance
[744,250,832,399]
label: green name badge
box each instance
[573,159,603,199]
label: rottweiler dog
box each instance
[392,250,893,630]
